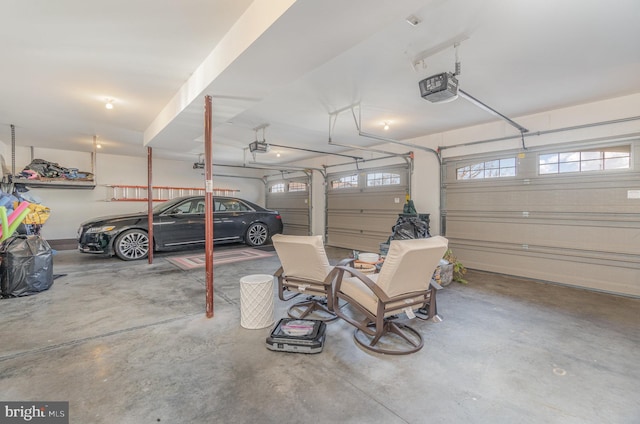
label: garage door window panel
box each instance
[604,150,631,169]
[269,183,285,193]
[539,145,630,175]
[457,158,516,180]
[331,175,358,189]
[366,172,401,187]
[288,182,307,192]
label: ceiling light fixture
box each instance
[405,14,421,26]
[105,99,114,110]
[383,122,390,131]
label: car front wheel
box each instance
[245,222,269,247]
[114,229,149,260]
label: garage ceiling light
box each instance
[405,14,421,26]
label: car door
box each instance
[213,198,245,243]
[155,198,205,247]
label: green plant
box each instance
[443,248,468,284]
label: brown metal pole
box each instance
[147,147,154,264]
[204,95,214,318]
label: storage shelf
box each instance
[15,178,96,190]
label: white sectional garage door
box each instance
[442,139,640,297]
[326,166,410,252]
[266,177,311,236]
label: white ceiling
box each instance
[2,0,640,167]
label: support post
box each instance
[147,147,154,264]
[204,95,214,318]
[92,135,98,177]
[11,124,16,176]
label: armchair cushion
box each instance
[272,234,338,321]
[339,273,432,317]
[272,234,332,284]
[375,237,448,298]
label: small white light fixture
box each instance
[383,122,390,131]
[96,143,102,149]
[276,152,281,157]
[406,14,422,26]
[105,99,114,110]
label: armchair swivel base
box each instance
[352,320,424,355]
[286,295,337,322]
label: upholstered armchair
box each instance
[332,236,448,354]
[272,234,347,321]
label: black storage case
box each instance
[266,318,326,354]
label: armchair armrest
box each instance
[334,265,391,303]
[335,257,355,267]
[429,279,443,290]
[274,266,284,278]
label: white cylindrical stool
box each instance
[240,274,275,329]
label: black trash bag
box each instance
[0,235,54,298]
[390,215,430,240]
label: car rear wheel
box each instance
[245,222,269,247]
[114,229,149,260]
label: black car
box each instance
[77,196,283,260]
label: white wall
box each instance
[310,170,326,237]
[5,147,266,240]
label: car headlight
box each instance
[86,226,116,233]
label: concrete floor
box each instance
[1,245,639,424]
